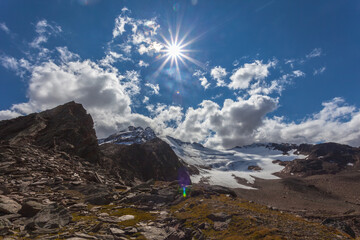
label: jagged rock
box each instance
[0,101,100,163]
[283,142,360,176]
[322,218,356,239]
[98,126,156,145]
[121,192,172,205]
[0,218,12,235]
[0,195,21,214]
[19,200,44,217]
[165,230,186,240]
[85,193,112,205]
[100,138,186,182]
[25,204,71,231]
[248,165,262,171]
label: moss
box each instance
[71,212,98,224]
[103,206,156,227]
[170,194,351,240]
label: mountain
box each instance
[101,127,360,190]
[100,137,187,183]
[98,126,156,145]
[164,137,310,189]
[0,102,358,239]
[280,142,360,176]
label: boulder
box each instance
[0,195,21,214]
[25,204,71,231]
[19,201,44,217]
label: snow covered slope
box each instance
[99,126,307,189]
[164,136,307,189]
[98,126,156,145]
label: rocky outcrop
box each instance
[100,138,186,182]
[0,101,100,163]
[98,126,156,145]
[282,142,360,176]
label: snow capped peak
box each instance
[98,126,156,145]
[164,136,307,189]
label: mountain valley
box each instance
[0,102,359,239]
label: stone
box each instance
[0,218,13,235]
[19,200,44,217]
[110,227,125,235]
[25,204,71,231]
[213,221,229,231]
[0,195,21,214]
[207,212,231,222]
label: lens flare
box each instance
[153,24,204,81]
[183,187,187,197]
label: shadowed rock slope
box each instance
[280,142,360,176]
[100,138,184,183]
[0,101,100,163]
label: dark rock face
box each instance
[19,201,44,217]
[282,142,360,176]
[0,101,100,163]
[100,138,185,182]
[25,204,71,232]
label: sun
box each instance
[167,44,182,58]
[154,27,204,80]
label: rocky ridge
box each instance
[0,102,355,239]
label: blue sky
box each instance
[1,0,360,148]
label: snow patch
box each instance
[165,136,307,189]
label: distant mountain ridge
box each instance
[98,126,156,145]
[99,126,360,189]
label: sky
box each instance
[0,0,360,149]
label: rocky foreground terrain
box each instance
[0,102,358,239]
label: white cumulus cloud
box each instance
[229,60,275,90]
[210,66,227,87]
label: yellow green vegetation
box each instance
[171,194,351,240]
[98,205,157,227]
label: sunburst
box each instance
[154,26,203,79]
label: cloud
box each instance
[199,77,210,90]
[210,66,227,87]
[138,60,149,67]
[256,97,360,147]
[112,8,162,56]
[145,82,160,95]
[247,70,305,96]
[143,96,149,103]
[314,66,326,75]
[193,70,210,89]
[56,47,80,63]
[174,95,278,148]
[229,60,275,90]
[306,48,322,59]
[0,55,31,77]
[0,110,21,121]
[30,20,62,49]
[99,51,130,67]
[123,70,141,96]
[0,22,10,34]
[1,12,360,150]
[150,104,183,126]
